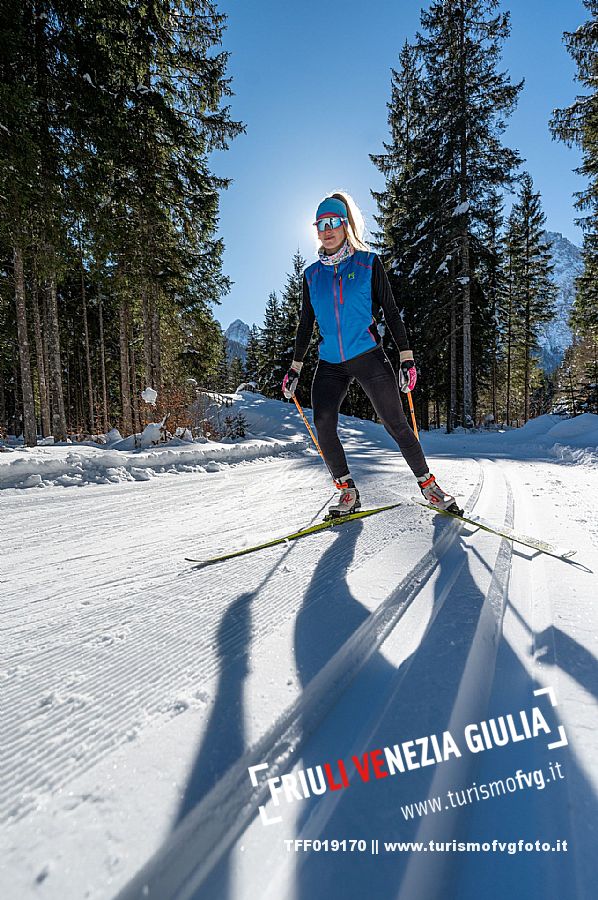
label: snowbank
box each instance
[2,394,597,490]
[0,393,307,490]
[501,413,598,465]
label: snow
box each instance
[3,393,598,900]
[452,202,470,216]
[140,387,158,405]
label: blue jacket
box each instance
[304,250,380,364]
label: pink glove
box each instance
[282,367,300,399]
[399,360,417,393]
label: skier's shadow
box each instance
[531,622,598,703]
[175,592,253,826]
[293,521,370,685]
[177,519,366,900]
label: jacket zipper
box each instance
[333,265,345,361]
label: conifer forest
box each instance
[1,0,597,446]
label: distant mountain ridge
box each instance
[537,231,584,372]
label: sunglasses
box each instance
[315,216,347,232]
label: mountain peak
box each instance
[225,319,251,347]
[536,231,584,372]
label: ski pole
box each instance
[406,390,419,441]
[292,395,334,479]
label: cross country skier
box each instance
[282,191,461,518]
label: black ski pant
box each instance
[311,346,429,481]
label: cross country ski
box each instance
[413,499,577,560]
[184,502,403,567]
[186,498,576,567]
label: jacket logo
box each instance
[348,272,355,280]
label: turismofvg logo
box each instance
[248,687,568,826]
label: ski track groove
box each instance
[2,475,440,823]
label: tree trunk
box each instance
[98,296,109,433]
[31,255,51,436]
[142,285,153,388]
[76,337,85,432]
[0,372,5,433]
[79,241,95,433]
[457,0,473,428]
[119,299,133,434]
[130,344,140,433]
[505,253,513,427]
[65,353,71,433]
[46,268,68,441]
[523,231,531,423]
[448,292,457,433]
[523,301,531,422]
[151,283,161,397]
[491,351,497,425]
[42,279,51,417]
[14,246,37,446]
[13,358,22,436]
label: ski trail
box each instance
[451,457,598,900]
[114,463,486,900]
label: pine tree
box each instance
[214,333,229,392]
[0,1,243,439]
[476,191,506,424]
[279,250,306,362]
[415,0,522,427]
[277,249,319,406]
[370,40,449,429]
[550,0,598,334]
[258,291,283,398]
[244,325,261,386]
[504,174,556,422]
[228,356,245,392]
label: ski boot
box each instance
[417,473,463,516]
[326,476,361,520]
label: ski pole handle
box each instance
[407,390,419,441]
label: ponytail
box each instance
[330,190,370,251]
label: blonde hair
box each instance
[317,190,370,252]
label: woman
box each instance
[282,191,460,518]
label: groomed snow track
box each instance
[4,443,590,900]
[114,458,571,900]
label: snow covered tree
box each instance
[504,174,556,422]
[244,325,261,386]
[257,292,284,398]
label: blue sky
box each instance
[212,0,586,331]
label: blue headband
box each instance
[314,197,348,223]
